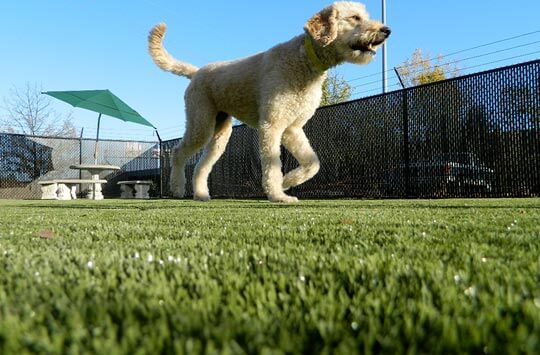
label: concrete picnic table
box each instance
[69,164,121,200]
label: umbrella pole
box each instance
[94,113,102,164]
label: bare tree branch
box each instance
[1,82,76,137]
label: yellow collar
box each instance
[304,35,328,72]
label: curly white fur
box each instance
[148,1,390,202]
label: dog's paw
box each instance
[193,193,211,202]
[268,194,299,203]
[170,188,185,199]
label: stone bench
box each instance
[117,180,152,199]
[38,179,107,200]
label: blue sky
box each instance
[1,0,539,141]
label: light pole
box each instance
[382,0,388,93]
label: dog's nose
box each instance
[380,26,391,37]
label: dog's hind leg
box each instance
[192,113,233,201]
[169,98,216,198]
[169,139,205,198]
[281,126,320,190]
[169,143,190,198]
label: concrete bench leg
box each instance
[57,184,73,200]
[134,184,150,199]
[65,184,78,199]
[40,183,58,200]
[86,181,104,200]
[120,184,135,199]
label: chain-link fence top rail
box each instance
[0,134,159,199]
[161,59,539,199]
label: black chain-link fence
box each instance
[161,59,540,199]
[0,134,160,199]
[1,60,539,199]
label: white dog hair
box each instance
[149,1,390,202]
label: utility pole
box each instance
[382,0,388,93]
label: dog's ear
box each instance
[304,5,339,47]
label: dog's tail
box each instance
[148,23,199,79]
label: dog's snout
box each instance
[380,26,391,37]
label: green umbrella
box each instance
[42,89,155,163]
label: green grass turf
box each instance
[0,198,539,354]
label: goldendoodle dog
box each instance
[148,1,390,202]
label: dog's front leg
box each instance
[282,126,320,190]
[259,125,298,203]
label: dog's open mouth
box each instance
[351,39,385,54]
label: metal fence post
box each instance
[155,130,163,198]
[402,89,410,197]
[79,128,84,180]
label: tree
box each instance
[395,49,464,166]
[1,83,77,184]
[320,70,352,106]
[499,85,540,129]
[1,82,76,137]
[396,48,460,88]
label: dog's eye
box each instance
[351,15,361,21]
